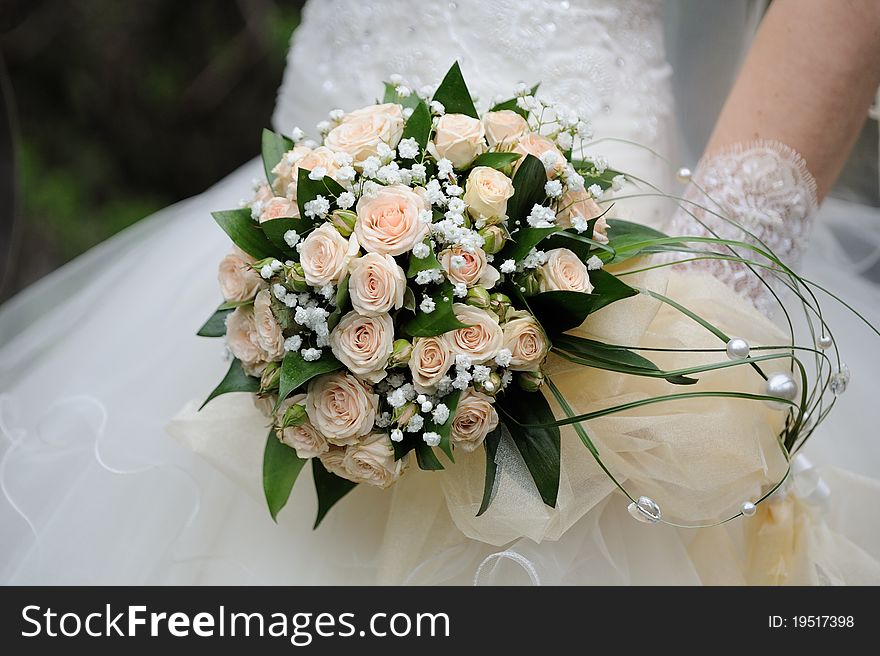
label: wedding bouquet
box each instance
[198,63,852,528]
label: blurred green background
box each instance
[0,0,303,302]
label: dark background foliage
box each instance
[0,0,303,302]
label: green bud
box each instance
[260,361,281,393]
[476,371,503,397]
[388,338,413,368]
[515,272,541,297]
[286,262,310,292]
[281,402,308,428]
[517,369,545,393]
[392,402,417,426]
[330,209,357,237]
[489,292,512,323]
[478,224,507,255]
[465,285,491,310]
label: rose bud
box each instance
[489,292,512,323]
[515,271,541,297]
[281,402,309,428]
[475,371,503,396]
[388,338,413,368]
[393,402,418,426]
[517,369,545,392]
[465,285,491,310]
[286,262,310,292]
[260,361,282,393]
[330,209,357,237]
[478,224,507,255]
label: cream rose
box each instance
[462,166,515,221]
[341,433,405,488]
[539,248,593,293]
[271,144,312,196]
[514,133,566,176]
[319,446,350,479]
[481,110,529,147]
[445,304,503,364]
[253,289,286,361]
[439,246,499,289]
[299,223,359,287]
[259,196,299,223]
[502,312,550,372]
[324,103,404,167]
[329,311,394,383]
[218,246,262,302]
[348,252,406,316]
[306,372,379,445]
[409,336,455,394]
[277,394,328,459]
[354,184,430,256]
[450,390,499,453]
[556,189,603,228]
[428,113,486,168]
[225,306,267,376]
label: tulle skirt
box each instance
[3,157,880,585]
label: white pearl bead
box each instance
[676,167,692,183]
[741,501,757,517]
[765,373,798,408]
[726,337,750,360]
[817,334,833,350]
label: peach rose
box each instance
[445,304,503,364]
[218,246,262,302]
[556,189,603,228]
[341,433,405,488]
[253,289,286,362]
[329,311,394,383]
[409,336,455,394]
[324,103,404,167]
[354,184,430,256]
[514,133,566,176]
[225,306,267,376]
[439,246,499,288]
[450,389,499,452]
[462,166,515,221]
[299,223,360,287]
[306,371,379,445]
[277,394,328,459]
[538,248,593,293]
[502,312,550,372]
[271,144,312,196]
[348,252,406,316]
[428,113,486,168]
[319,446,350,479]
[259,196,299,223]
[481,110,529,147]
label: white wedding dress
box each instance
[3,0,880,585]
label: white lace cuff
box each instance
[666,140,818,308]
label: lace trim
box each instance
[665,140,818,309]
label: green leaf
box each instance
[401,100,432,152]
[431,61,478,118]
[469,152,521,170]
[403,286,417,312]
[602,218,674,263]
[218,299,254,310]
[261,217,314,258]
[498,385,560,508]
[570,162,624,191]
[312,458,358,528]
[200,358,260,410]
[261,128,295,186]
[551,334,698,385]
[489,83,540,118]
[327,275,350,332]
[415,442,445,470]
[263,430,307,521]
[295,168,346,222]
[477,422,504,516]
[429,389,461,462]
[383,83,422,110]
[197,307,232,337]
[498,226,560,263]
[506,154,548,226]
[212,208,286,261]
[403,281,469,337]
[527,271,638,333]
[278,350,342,403]
[406,240,442,278]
